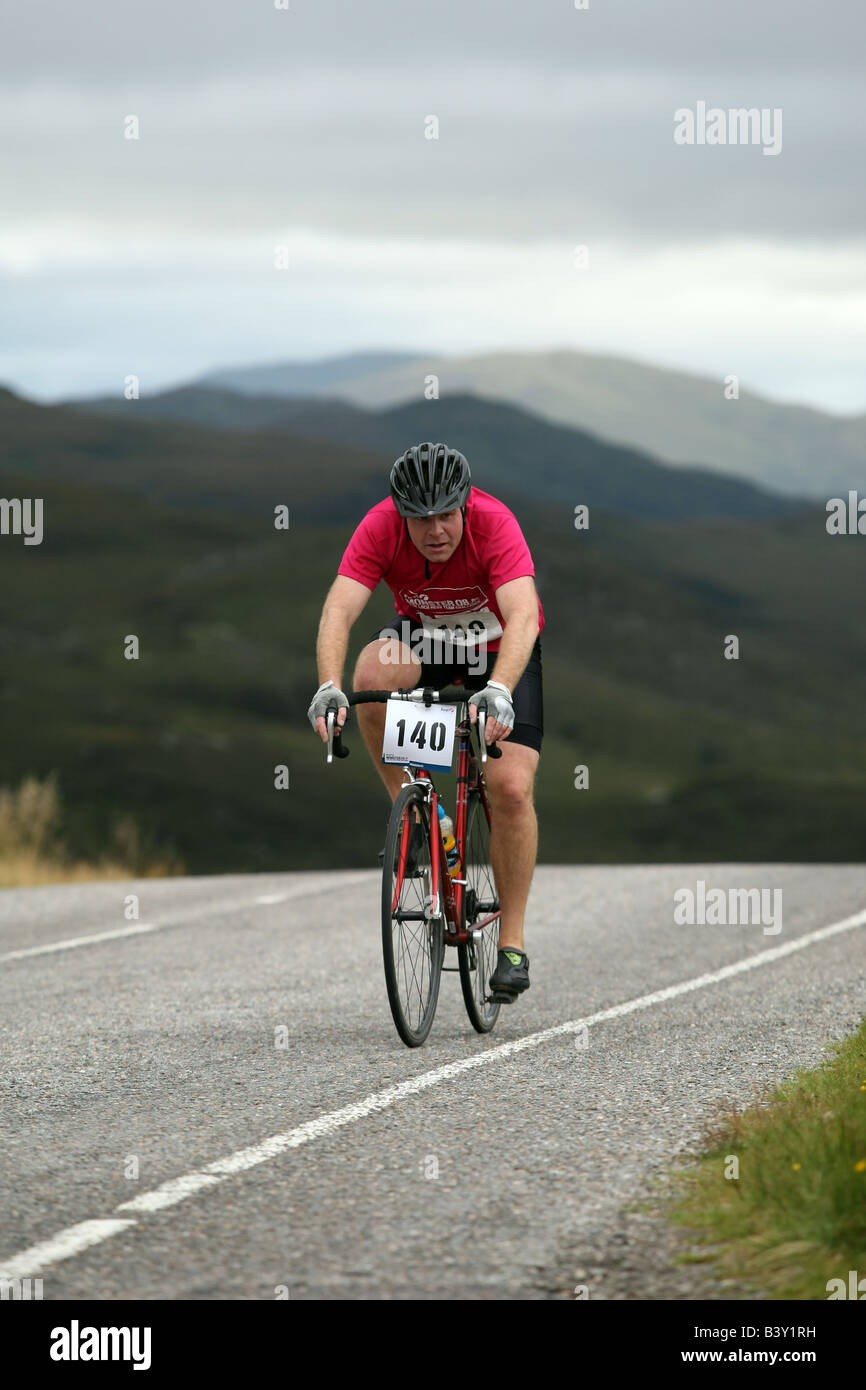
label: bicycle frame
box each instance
[392,705,495,946]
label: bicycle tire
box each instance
[381,781,444,1047]
[458,786,501,1033]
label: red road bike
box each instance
[326,686,502,1047]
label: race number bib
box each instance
[382,700,457,771]
[419,608,502,647]
[397,586,503,652]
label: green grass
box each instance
[667,1021,866,1299]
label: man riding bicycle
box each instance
[308,441,544,1003]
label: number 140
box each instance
[396,718,447,752]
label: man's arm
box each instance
[317,574,373,687]
[311,575,374,737]
[489,576,540,692]
[468,576,540,742]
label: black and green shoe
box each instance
[488,948,530,1003]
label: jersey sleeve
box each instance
[337,508,395,591]
[484,507,536,592]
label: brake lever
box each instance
[326,710,335,763]
[477,709,502,762]
[326,708,350,763]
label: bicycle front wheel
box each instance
[381,781,444,1047]
[458,786,501,1033]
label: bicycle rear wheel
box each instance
[381,781,444,1047]
[458,786,501,1033]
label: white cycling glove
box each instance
[470,680,514,729]
[307,679,349,731]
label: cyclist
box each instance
[308,442,544,1004]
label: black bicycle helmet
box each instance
[389,442,471,517]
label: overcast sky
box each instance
[2,0,864,410]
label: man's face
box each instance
[405,508,463,564]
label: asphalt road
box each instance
[1,864,865,1300]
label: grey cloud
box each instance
[3,0,865,82]
[2,67,864,244]
[2,0,864,402]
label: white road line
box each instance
[0,923,158,961]
[2,904,864,1278]
[0,1220,137,1280]
[117,1174,225,1213]
[0,872,374,964]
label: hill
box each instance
[2,434,865,870]
[64,386,804,523]
[196,348,866,500]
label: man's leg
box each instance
[482,740,539,952]
[352,638,423,801]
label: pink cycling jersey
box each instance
[337,487,544,652]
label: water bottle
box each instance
[437,803,462,879]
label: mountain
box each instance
[71,384,369,437]
[0,387,389,521]
[200,349,425,398]
[2,445,865,872]
[198,349,866,501]
[4,381,866,870]
[65,386,805,523]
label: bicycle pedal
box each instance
[487,990,517,1005]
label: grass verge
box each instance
[667,1020,866,1299]
[0,773,183,887]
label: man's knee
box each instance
[353,639,421,690]
[489,782,535,815]
[486,753,537,813]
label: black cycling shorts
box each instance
[366,617,543,754]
